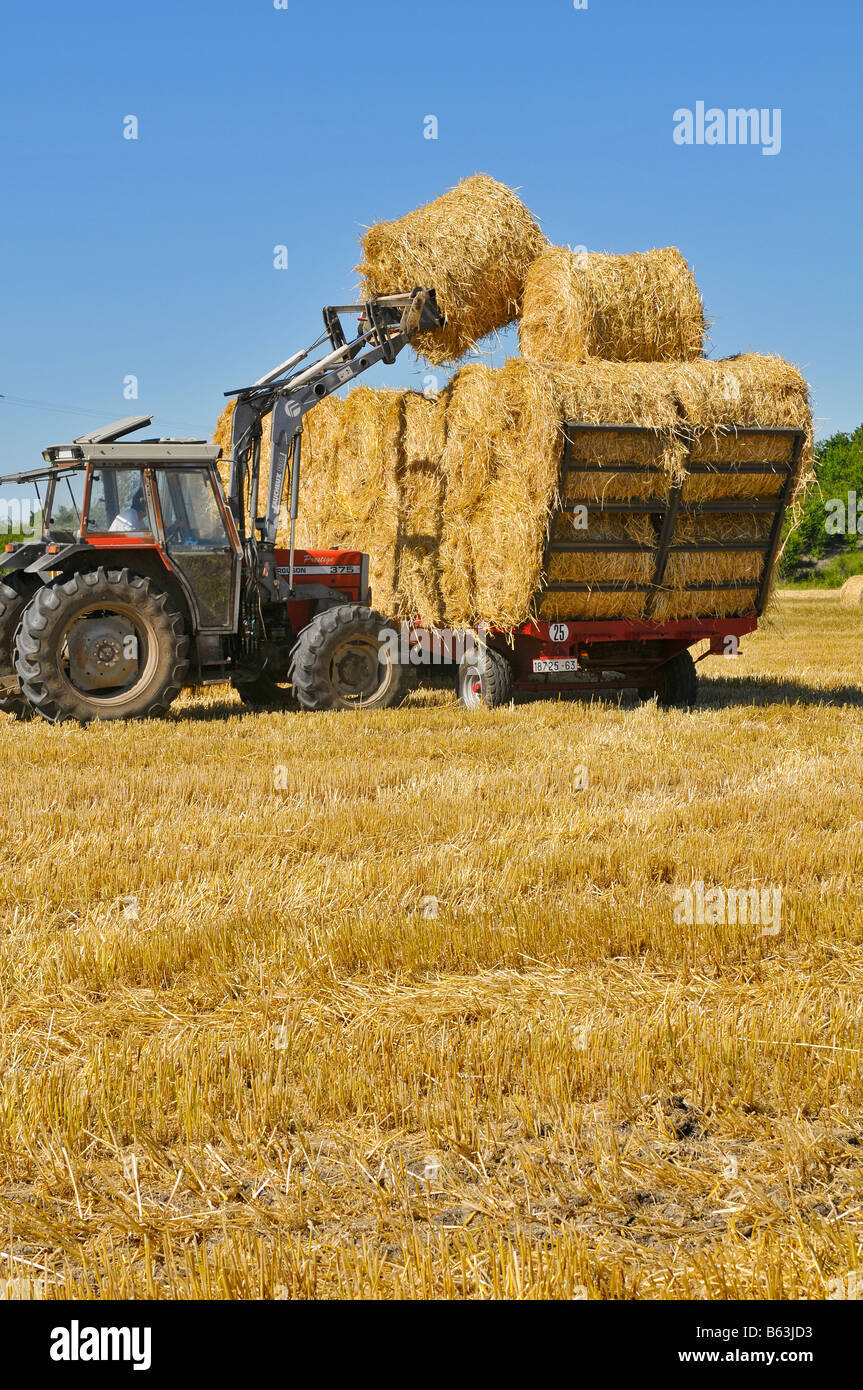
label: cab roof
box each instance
[0,416,221,484]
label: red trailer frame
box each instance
[484,612,759,695]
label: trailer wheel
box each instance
[15,567,189,723]
[0,578,37,719]
[289,604,406,711]
[640,650,698,710]
[458,645,513,710]
[232,672,296,710]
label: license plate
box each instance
[533,658,580,674]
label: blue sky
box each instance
[0,0,859,479]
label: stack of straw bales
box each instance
[216,176,812,627]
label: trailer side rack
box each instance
[541,423,806,618]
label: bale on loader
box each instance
[357,174,547,365]
[519,245,705,365]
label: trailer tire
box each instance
[15,567,189,723]
[0,578,37,719]
[458,645,513,710]
[289,604,406,711]
[642,650,698,710]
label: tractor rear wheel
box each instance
[289,604,406,711]
[639,649,699,709]
[457,645,514,710]
[232,672,296,710]
[0,578,37,719]
[15,567,189,723]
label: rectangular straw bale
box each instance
[541,512,657,622]
[669,354,813,505]
[436,358,689,625]
[311,387,404,610]
[553,359,689,504]
[464,360,566,625]
[293,395,347,547]
[501,361,685,622]
[436,362,554,625]
[392,391,448,624]
[357,174,547,365]
[519,245,705,365]
[650,585,760,622]
[659,354,812,618]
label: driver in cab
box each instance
[109,488,148,533]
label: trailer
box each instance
[454,420,805,709]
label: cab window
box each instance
[156,470,227,546]
[85,469,152,534]
[45,471,88,539]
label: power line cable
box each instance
[0,393,208,437]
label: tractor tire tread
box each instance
[289,603,405,712]
[14,567,188,723]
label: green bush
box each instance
[779,424,863,583]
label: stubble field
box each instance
[0,593,861,1299]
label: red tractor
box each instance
[0,291,439,721]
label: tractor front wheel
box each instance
[289,604,406,711]
[15,567,189,723]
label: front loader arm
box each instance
[226,288,441,572]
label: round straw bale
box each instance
[519,245,705,364]
[357,174,547,365]
[840,575,863,605]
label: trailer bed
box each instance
[462,422,806,706]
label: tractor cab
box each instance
[3,416,242,635]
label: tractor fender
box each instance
[24,542,93,574]
[290,584,356,603]
[1,544,45,577]
[28,545,196,639]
